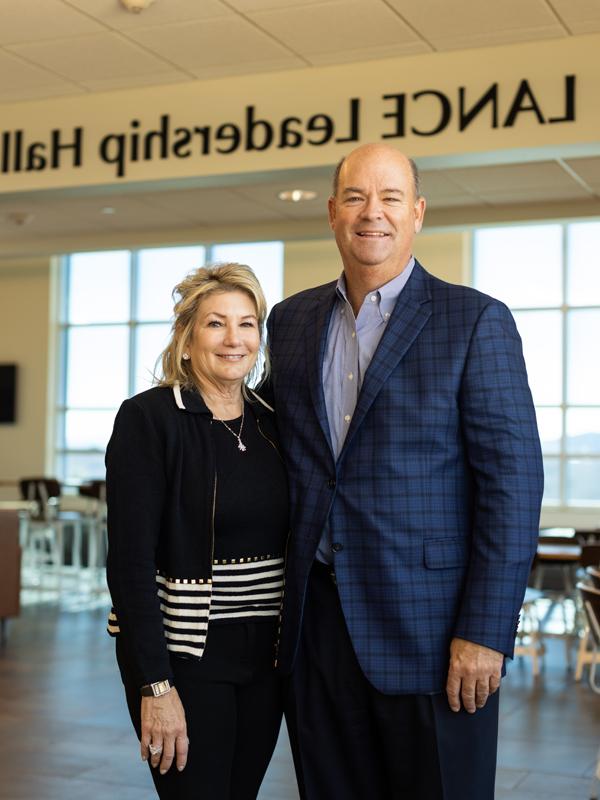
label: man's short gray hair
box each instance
[331,155,422,200]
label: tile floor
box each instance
[0,591,598,799]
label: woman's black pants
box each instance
[116,621,283,800]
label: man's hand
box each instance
[446,637,503,713]
[140,687,189,774]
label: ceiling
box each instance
[2,155,600,246]
[1,0,600,247]
[2,0,599,101]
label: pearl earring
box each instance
[182,352,190,360]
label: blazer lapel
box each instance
[305,284,337,455]
[340,262,432,459]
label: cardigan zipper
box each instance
[256,418,284,461]
[210,471,217,572]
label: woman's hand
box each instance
[140,687,189,774]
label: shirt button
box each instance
[348,373,353,380]
[351,331,356,338]
[370,295,377,302]
[384,312,390,318]
[331,542,343,553]
[344,414,351,422]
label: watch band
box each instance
[140,679,172,697]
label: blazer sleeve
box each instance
[453,300,544,658]
[105,398,174,687]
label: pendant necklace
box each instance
[217,407,247,452]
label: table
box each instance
[0,500,38,513]
[536,543,582,562]
[540,527,576,539]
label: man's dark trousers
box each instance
[285,563,499,800]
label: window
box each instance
[56,242,283,483]
[473,222,600,508]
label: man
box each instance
[266,143,543,799]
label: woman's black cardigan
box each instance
[105,384,279,688]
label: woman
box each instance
[105,263,288,800]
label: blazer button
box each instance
[331,542,343,553]
[327,478,336,488]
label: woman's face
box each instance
[187,290,260,389]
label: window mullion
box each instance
[56,256,71,479]
[560,223,569,508]
[129,250,138,397]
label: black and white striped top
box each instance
[210,556,284,622]
[108,554,284,659]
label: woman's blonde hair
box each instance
[157,262,268,393]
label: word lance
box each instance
[0,76,576,180]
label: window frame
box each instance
[472,220,600,511]
[54,242,282,483]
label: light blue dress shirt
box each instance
[317,257,415,563]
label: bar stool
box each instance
[533,535,582,594]
[577,582,600,800]
[588,567,600,591]
[532,536,582,669]
[77,480,107,589]
[18,477,63,587]
[50,493,105,592]
[514,587,545,676]
[576,569,600,681]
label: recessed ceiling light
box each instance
[6,211,34,226]
[278,189,318,203]
[120,0,155,13]
[101,206,116,215]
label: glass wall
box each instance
[56,242,283,483]
[473,222,600,508]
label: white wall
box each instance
[0,257,51,496]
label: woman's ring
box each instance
[148,743,163,756]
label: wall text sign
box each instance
[0,75,576,181]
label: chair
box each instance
[78,480,106,503]
[581,546,600,570]
[576,576,600,680]
[18,477,63,585]
[533,534,582,593]
[588,567,600,591]
[532,536,582,668]
[20,476,108,593]
[575,548,600,625]
[19,477,61,509]
[576,529,600,544]
[513,587,545,676]
[51,486,106,590]
[77,480,107,587]
[578,582,600,800]
[579,583,600,690]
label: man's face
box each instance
[328,146,426,279]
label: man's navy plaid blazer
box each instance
[267,260,543,695]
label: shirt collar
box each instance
[335,256,415,321]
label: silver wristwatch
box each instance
[140,679,172,697]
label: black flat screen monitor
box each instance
[0,365,17,423]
